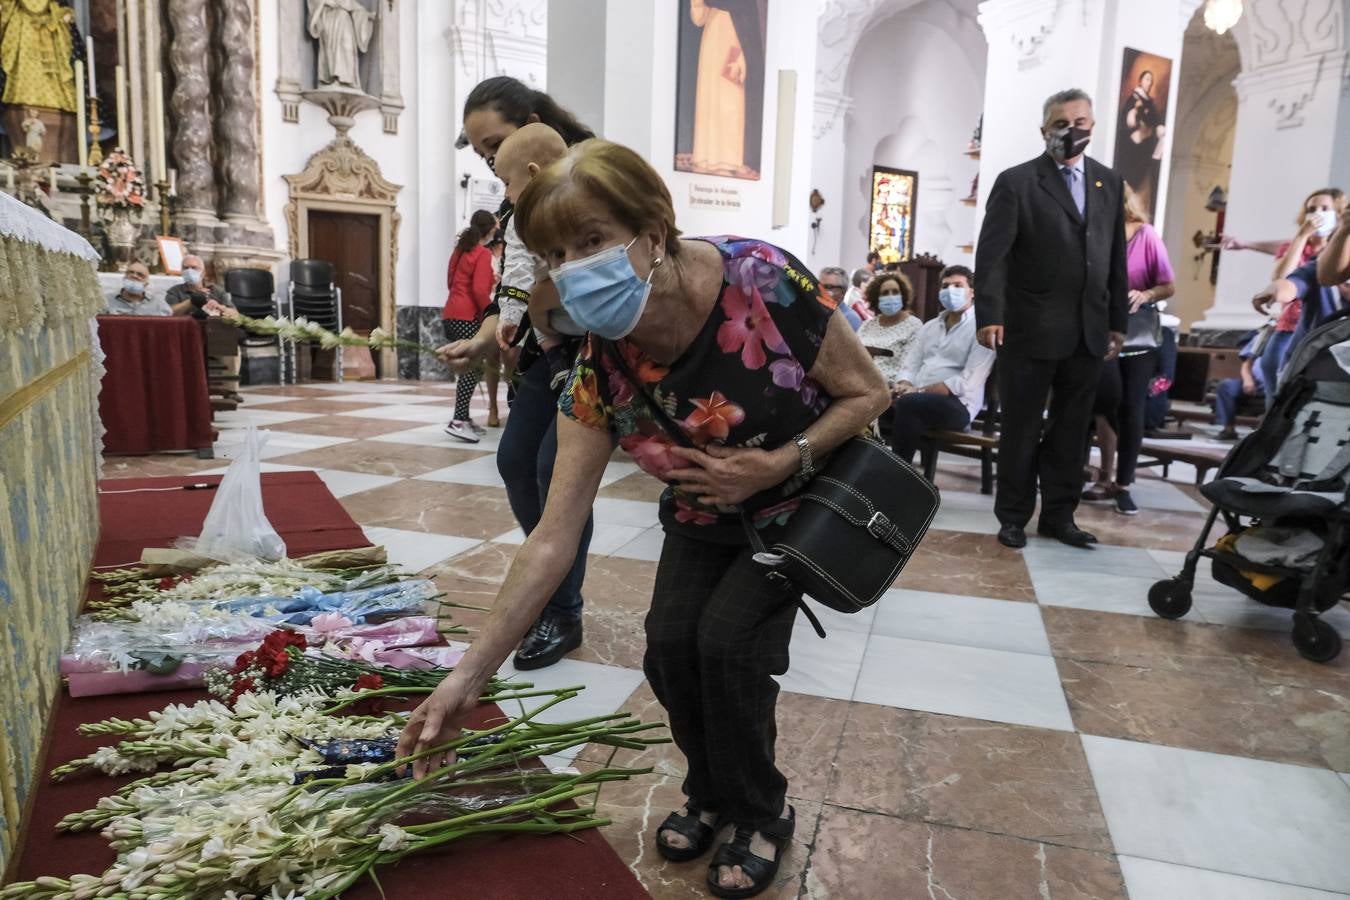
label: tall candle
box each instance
[152,71,167,181]
[50,167,57,192]
[86,38,96,98]
[74,61,88,166]
[115,65,129,150]
[5,166,13,191]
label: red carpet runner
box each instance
[10,471,649,899]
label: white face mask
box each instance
[183,268,203,286]
[1310,210,1336,238]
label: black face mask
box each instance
[1046,126,1092,162]
[485,155,497,175]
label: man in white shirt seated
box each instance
[889,265,996,463]
[105,261,172,316]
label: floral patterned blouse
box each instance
[560,236,839,541]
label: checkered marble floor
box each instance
[102,380,1350,900]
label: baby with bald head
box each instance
[495,122,568,205]
[493,122,578,375]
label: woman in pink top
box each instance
[1083,185,1175,516]
[442,209,500,440]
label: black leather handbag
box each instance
[752,435,941,614]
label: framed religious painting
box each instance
[868,167,918,262]
[1114,47,1173,221]
[156,235,185,275]
[674,0,769,181]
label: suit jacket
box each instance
[974,153,1128,360]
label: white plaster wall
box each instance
[604,0,819,262]
[548,0,607,137]
[835,6,986,269]
[256,0,427,304]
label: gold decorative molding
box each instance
[0,351,90,430]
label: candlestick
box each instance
[49,167,56,193]
[87,96,104,167]
[115,65,129,148]
[86,37,96,97]
[74,170,94,242]
[155,178,172,236]
[75,61,88,167]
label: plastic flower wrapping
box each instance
[94,147,147,209]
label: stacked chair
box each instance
[288,259,343,382]
[224,267,290,385]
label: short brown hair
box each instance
[515,139,683,259]
[863,270,913,314]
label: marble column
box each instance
[166,0,215,214]
[215,0,261,223]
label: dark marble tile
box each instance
[599,472,669,503]
[272,440,491,477]
[1041,606,1250,677]
[805,807,1127,900]
[269,416,424,438]
[100,453,219,479]
[339,480,517,539]
[827,704,1112,852]
[895,530,1037,602]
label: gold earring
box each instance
[653,257,663,268]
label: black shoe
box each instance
[1114,490,1139,516]
[708,806,795,899]
[1037,521,1098,547]
[997,524,1027,549]
[512,611,583,670]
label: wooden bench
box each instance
[1136,439,1230,484]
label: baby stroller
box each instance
[1148,311,1350,662]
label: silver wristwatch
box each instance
[791,433,815,478]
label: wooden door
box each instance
[306,210,381,333]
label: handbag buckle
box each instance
[867,511,891,539]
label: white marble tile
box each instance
[416,455,511,487]
[361,526,482,573]
[1191,592,1350,637]
[366,423,504,450]
[599,460,642,487]
[853,634,1073,731]
[1117,857,1350,900]
[797,595,877,636]
[230,393,313,406]
[338,404,454,423]
[214,410,322,429]
[591,497,662,528]
[213,430,355,460]
[489,522,649,557]
[312,469,402,499]
[1023,539,1168,578]
[303,381,419,393]
[493,658,646,761]
[609,526,667,563]
[197,461,312,475]
[928,507,1001,535]
[870,589,1052,656]
[778,623,868,701]
[1126,477,1208,513]
[1081,735,1350,894]
[1031,569,1170,617]
[318,392,446,405]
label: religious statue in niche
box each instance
[0,0,80,164]
[308,0,374,90]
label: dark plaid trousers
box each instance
[645,528,799,829]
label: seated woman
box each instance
[887,265,994,464]
[396,139,889,899]
[855,270,921,390]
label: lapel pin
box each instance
[1095,180,1103,188]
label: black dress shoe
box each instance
[997,524,1027,549]
[1037,521,1098,548]
[512,611,583,671]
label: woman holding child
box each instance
[404,138,888,898]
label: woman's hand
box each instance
[1128,289,1153,314]
[437,336,492,374]
[395,673,481,780]
[668,444,797,506]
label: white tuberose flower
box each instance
[377,823,410,852]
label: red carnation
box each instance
[352,673,384,693]
[228,677,257,706]
[230,650,256,675]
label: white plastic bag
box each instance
[187,426,287,561]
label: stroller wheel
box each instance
[1148,579,1193,620]
[1291,613,1342,664]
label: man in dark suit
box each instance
[974,89,1128,549]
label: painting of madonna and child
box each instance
[674,0,768,181]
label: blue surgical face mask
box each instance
[549,236,652,340]
[122,279,146,296]
[939,286,969,312]
[878,295,904,317]
[183,268,203,286]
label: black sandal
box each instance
[706,805,795,899]
[655,803,722,862]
